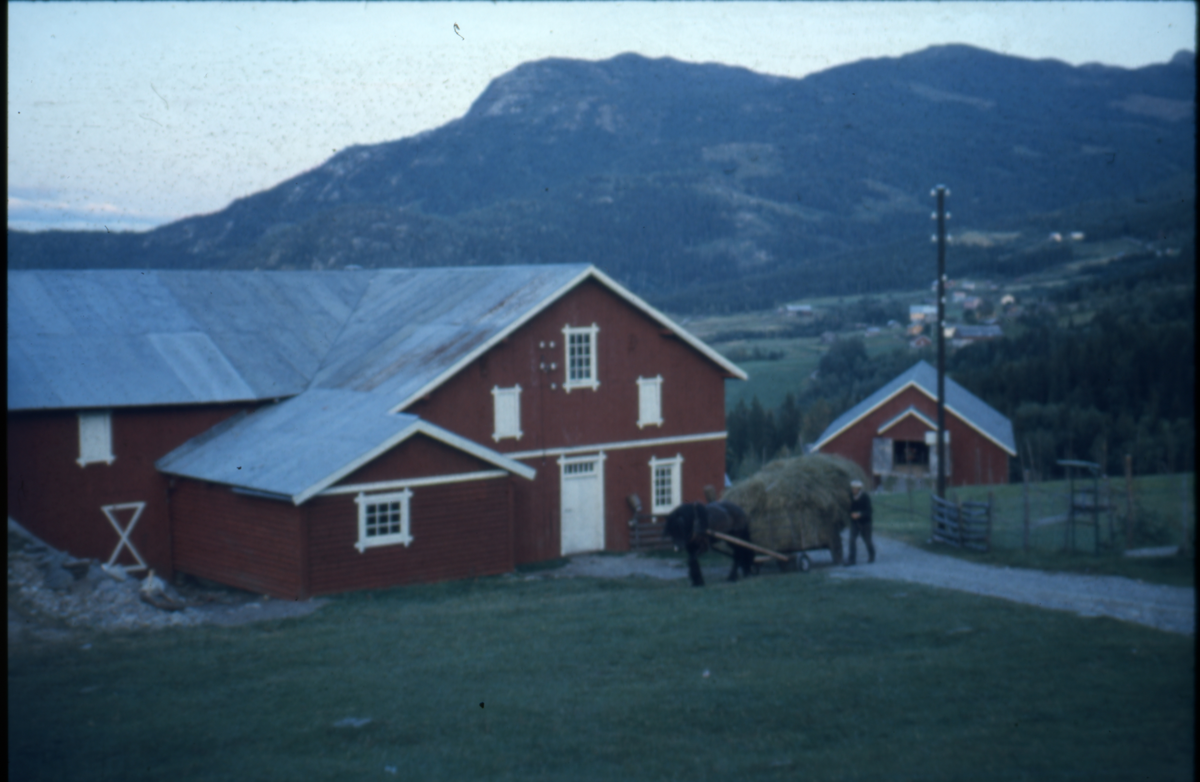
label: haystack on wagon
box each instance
[722,454,867,571]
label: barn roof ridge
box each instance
[812,361,1017,456]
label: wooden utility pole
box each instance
[932,185,949,501]
[1124,454,1134,550]
[1023,469,1031,552]
[1181,475,1191,557]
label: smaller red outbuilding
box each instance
[811,361,1016,487]
[157,389,536,598]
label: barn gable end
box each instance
[404,276,740,563]
[813,361,1015,487]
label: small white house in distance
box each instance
[909,305,938,323]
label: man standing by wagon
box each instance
[847,479,875,565]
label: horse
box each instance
[662,501,756,587]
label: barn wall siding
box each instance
[510,438,728,562]
[820,387,1010,487]
[169,479,306,599]
[406,279,731,564]
[306,478,514,595]
[882,417,935,443]
[7,404,252,577]
[332,433,496,488]
[406,279,728,450]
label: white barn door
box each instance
[559,454,606,555]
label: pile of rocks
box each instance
[8,518,204,633]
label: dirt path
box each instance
[544,537,1194,636]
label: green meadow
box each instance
[9,560,1193,782]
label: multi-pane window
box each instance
[491,385,523,441]
[649,455,683,515]
[562,324,599,391]
[636,376,663,428]
[77,411,115,467]
[354,489,413,552]
[563,460,596,476]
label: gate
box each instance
[931,493,993,552]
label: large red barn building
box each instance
[811,361,1016,487]
[7,266,746,598]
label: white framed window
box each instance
[649,454,684,515]
[354,489,413,552]
[636,376,663,429]
[562,324,599,391]
[77,411,115,467]
[491,385,523,441]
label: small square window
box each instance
[355,489,413,552]
[77,411,115,467]
[636,376,663,429]
[562,324,599,391]
[649,455,683,515]
[491,385,523,441]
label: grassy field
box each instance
[9,565,1194,781]
[872,473,1196,587]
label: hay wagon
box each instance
[718,453,868,573]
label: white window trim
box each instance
[649,454,684,515]
[636,375,664,429]
[562,323,600,392]
[354,489,414,553]
[491,384,524,441]
[77,411,115,467]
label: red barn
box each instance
[811,361,1016,487]
[7,266,745,598]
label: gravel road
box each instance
[544,536,1195,636]
[829,536,1194,635]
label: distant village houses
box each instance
[945,324,1004,348]
[782,303,814,317]
[909,305,938,323]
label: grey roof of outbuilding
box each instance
[9,265,744,413]
[813,361,1017,456]
[155,388,536,504]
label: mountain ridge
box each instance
[8,45,1195,310]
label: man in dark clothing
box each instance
[847,480,875,565]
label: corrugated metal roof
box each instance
[155,388,534,502]
[9,265,743,412]
[310,265,590,404]
[813,361,1016,456]
[7,270,371,410]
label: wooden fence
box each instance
[628,514,673,553]
[931,493,993,552]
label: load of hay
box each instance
[722,454,868,562]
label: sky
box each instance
[7,1,1196,233]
